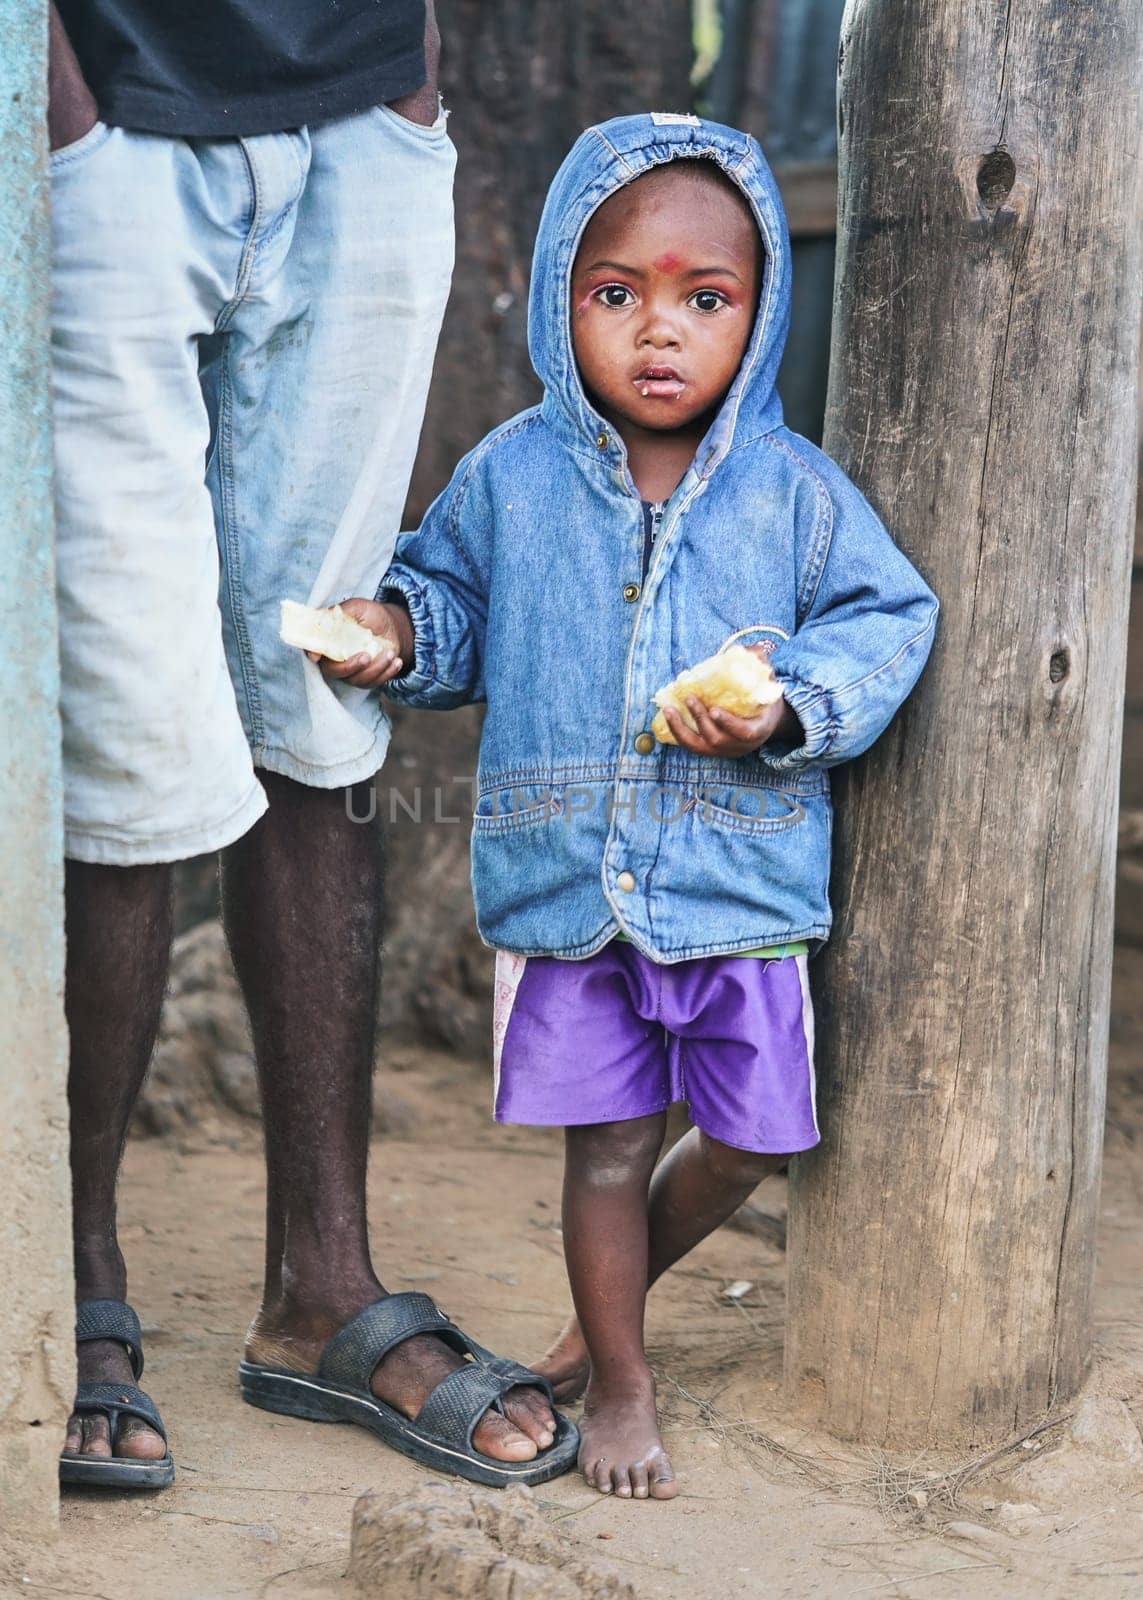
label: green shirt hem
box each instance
[611,931,808,960]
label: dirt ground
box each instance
[6,946,1143,1599]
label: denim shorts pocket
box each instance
[50,120,114,173]
[377,96,451,142]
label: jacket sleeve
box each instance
[376,450,492,711]
[759,450,939,774]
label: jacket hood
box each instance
[528,112,792,475]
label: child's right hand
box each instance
[310,598,414,689]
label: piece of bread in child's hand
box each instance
[652,644,782,744]
[279,599,384,663]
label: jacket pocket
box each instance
[689,783,808,836]
[471,781,601,950]
[473,782,563,836]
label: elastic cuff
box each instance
[759,679,836,772]
[376,572,439,701]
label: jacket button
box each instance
[633,732,654,755]
[616,871,636,893]
[622,582,640,603]
[595,431,609,450]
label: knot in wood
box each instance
[977,149,1017,210]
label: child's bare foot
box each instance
[577,1368,677,1500]
[532,1315,590,1403]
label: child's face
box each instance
[571,164,762,437]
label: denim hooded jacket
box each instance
[380,113,938,962]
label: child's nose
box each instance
[638,312,681,349]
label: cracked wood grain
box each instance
[784,0,1143,1447]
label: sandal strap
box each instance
[76,1299,144,1380]
[318,1293,465,1389]
[71,1381,168,1449]
[415,1361,538,1450]
[482,1355,555,1406]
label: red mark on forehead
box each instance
[653,252,682,273]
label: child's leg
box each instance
[539,1133,789,1401]
[646,1129,791,1277]
[540,950,817,1405]
[562,1112,677,1499]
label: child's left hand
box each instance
[660,645,803,757]
[660,694,793,757]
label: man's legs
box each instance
[53,128,271,1468]
[229,775,555,1459]
[62,862,173,1462]
[223,777,382,1333]
[60,779,556,1466]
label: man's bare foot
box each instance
[247,1304,558,1464]
[63,1340,168,1463]
[578,1367,677,1500]
[532,1314,590,1403]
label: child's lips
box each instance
[633,365,686,399]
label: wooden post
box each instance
[784,3,1143,1446]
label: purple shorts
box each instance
[492,941,820,1155]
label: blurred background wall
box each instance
[410,0,844,518]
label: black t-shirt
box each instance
[57,1,427,137]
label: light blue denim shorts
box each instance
[51,105,456,864]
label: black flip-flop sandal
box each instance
[239,1291,579,1488]
[59,1299,175,1490]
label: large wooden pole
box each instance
[785,3,1143,1446]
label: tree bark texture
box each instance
[785,1,1143,1446]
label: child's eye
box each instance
[596,284,635,308]
[688,289,728,313]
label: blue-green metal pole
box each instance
[0,0,75,1533]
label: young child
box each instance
[314,114,938,1500]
